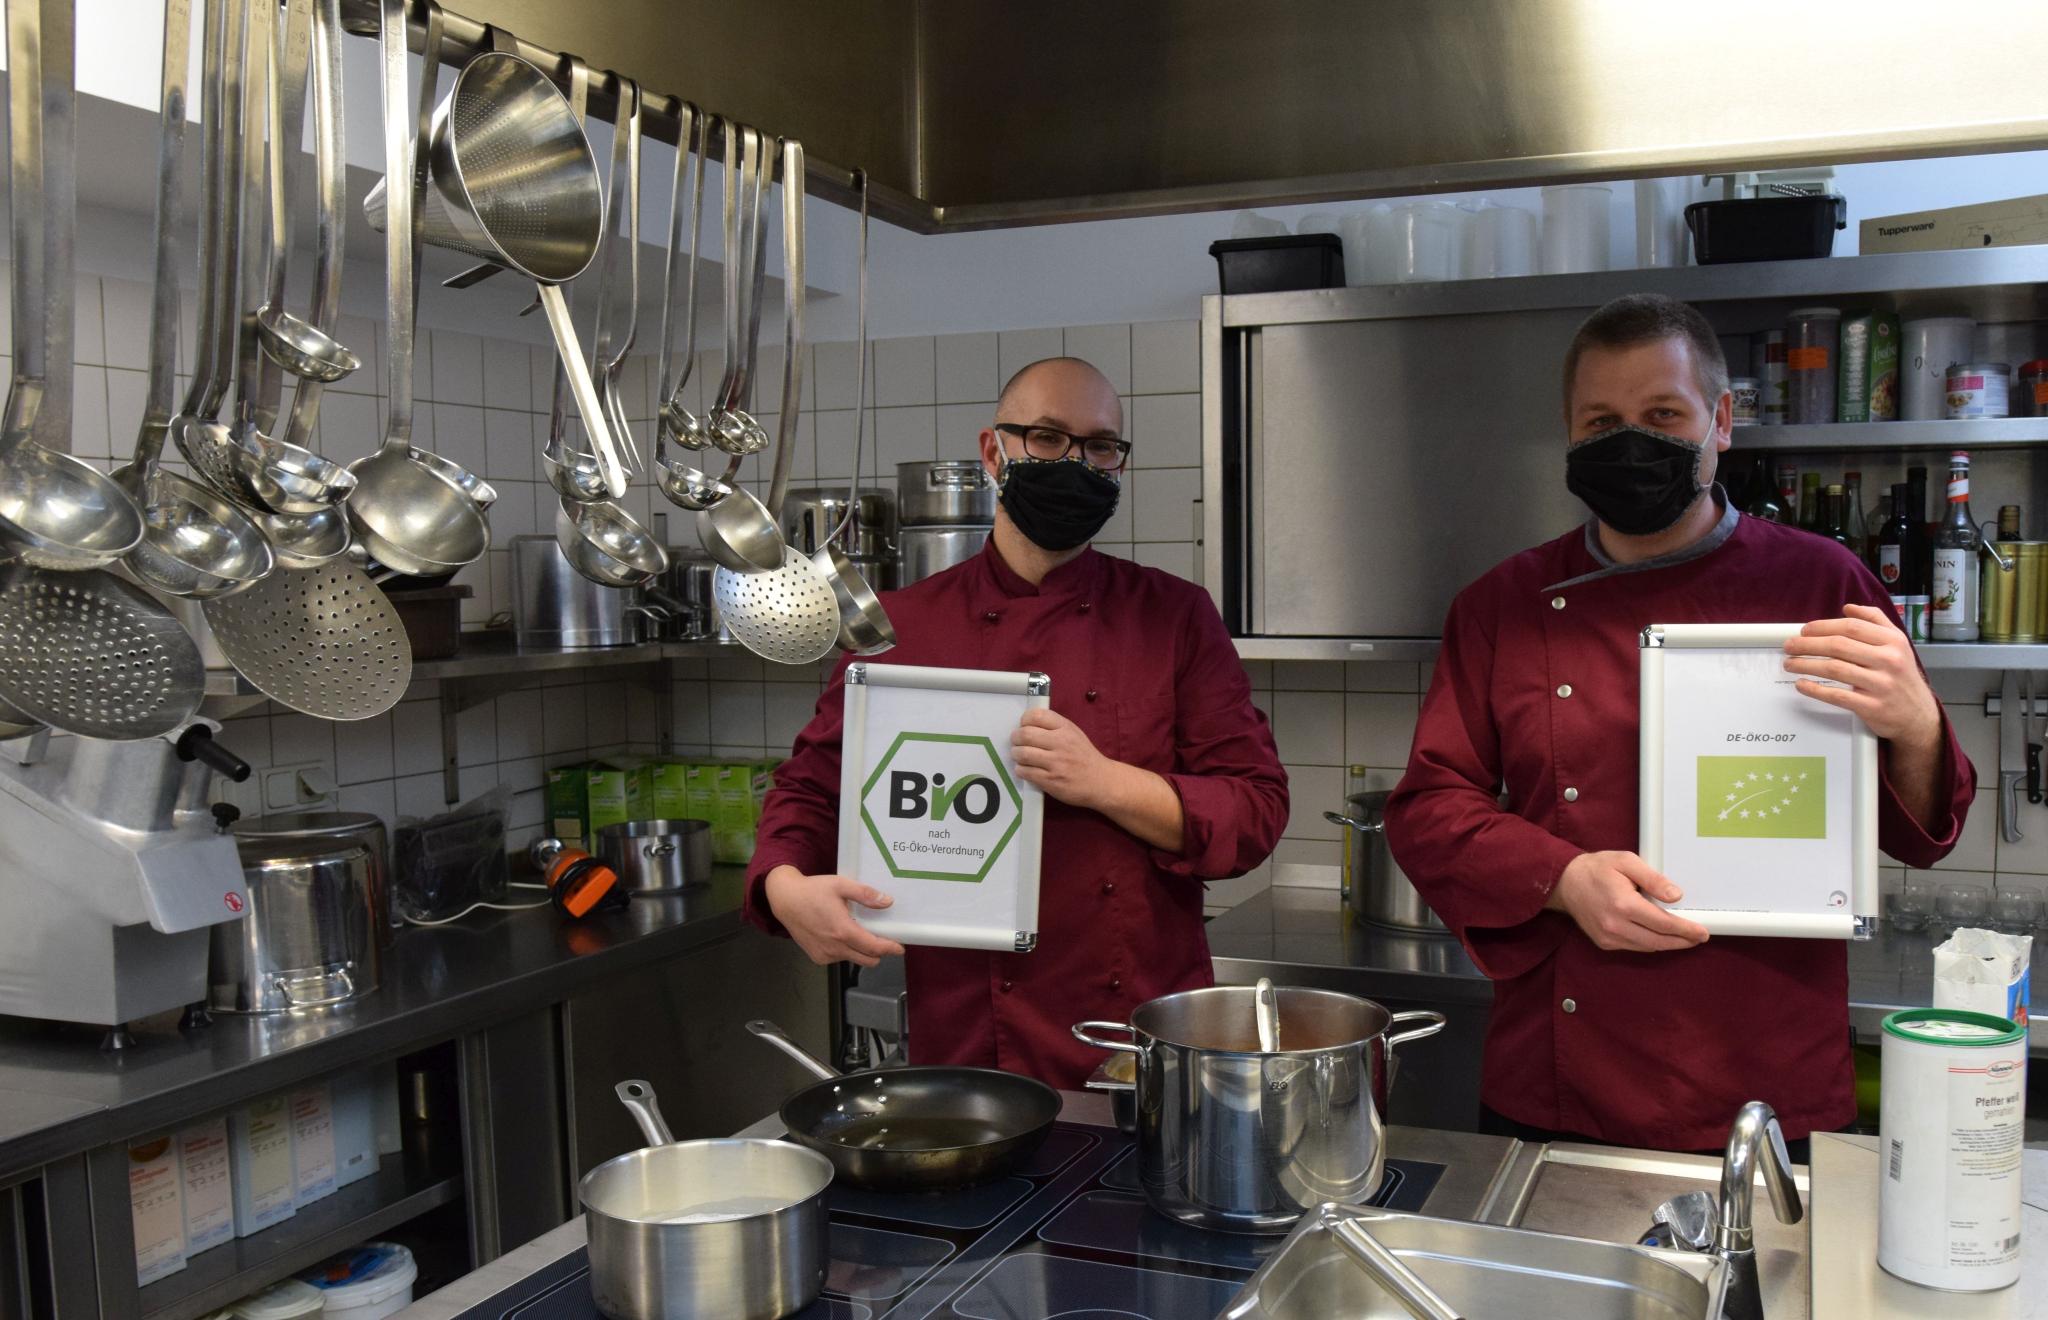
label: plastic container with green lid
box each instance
[1880,1006,2025,1045]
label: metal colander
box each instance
[713,549,843,666]
[202,559,412,720]
[364,52,604,284]
[0,566,204,739]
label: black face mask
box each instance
[1564,424,1708,537]
[998,458,1121,552]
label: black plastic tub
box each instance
[1684,195,1847,264]
[1209,233,1345,294]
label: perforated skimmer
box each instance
[202,558,411,720]
[0,566,205,740]
[712,547,841,666]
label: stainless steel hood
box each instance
[400,0,2048,232]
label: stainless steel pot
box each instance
[1325,792,1446,932]
[665,550,727,642]
[214,814,387,1014]
[897,524,990,585]
[1074,986,1445,1234]
[585,1079,832,1320]
[597,818,713,893]
[896,460,995,525]
[781,486,894,559]
[512,533,636,648]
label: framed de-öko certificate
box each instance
[837,663,1049,952]
[1639,623,1878,940]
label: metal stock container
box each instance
[1979,541,2048,643]
[215,813,388,1013]
[1325,791,1446,932]
[896,460,996,525]
[511,534,636,648]
[897,525,991,585]
[1074,986,1445,1233]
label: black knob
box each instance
[177,726,252,782]
[211,802,242,835]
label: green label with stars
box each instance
[1697,756,1826,839]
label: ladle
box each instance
[536,56,610,504]
[344,0,488,578]
[655,116,741,511]
[1254,977,1281,1052]
[0,0,144,571]
[115,0,274,600]
[590,76,645,477]
[707,127,773,457]
[655,102,709,451]
[555,498,669,590]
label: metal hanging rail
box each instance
[332,0,940,232]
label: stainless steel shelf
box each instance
[1233,637,1442,664]
[137,1155,460,1320]
[1918,643,2048,669]
[1731,418,2048,452]
[203,635,748,696]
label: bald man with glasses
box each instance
[746,356,1288,1087]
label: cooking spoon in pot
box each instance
[1254,978,1281,1052]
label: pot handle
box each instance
[272,964,356,1009]
[1324,810,1384,834]
[1071,1020,1142,1055]
[616,1079,676,1146]
[746,1019,843,1081]
[641,842,677,859]
[1386,1009,1447,1051]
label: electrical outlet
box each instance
[262,762,339,811]
[214,772,264,822]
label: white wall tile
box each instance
[337,781,398,830]
[69,366,111,460]
[1989,805,2048,874]
[1131,467,1201,543]
[936,332,998,404]
[997,328,1064,387]
[318,391,383,461]
[542,685,590,754]
[874,406,937,470]
[1345,693,1421,768]
[588,685,628,747]
[710,680,766,746]
[765,683,819,749]
[934,403,993,462]
[394,772,445,822]
[1272,691,1346,766]
[1928,788,1998,872]
[1131,393,1201,470]
[814,340,866,411]
[483,337,531,409]
[813,409,856,479]
[433,403,489,481]
[104,368,147,457]
[872,336,935,407]
[1132,320,1200,395]
[72,274,105,366]
[456,699,497,766]
[431,330,484,404]
[1948,704,1994,785]
[335,712,395,785]
[1062,324,1132,393]
[484,408,534,481]
[392,701,443,777]
[100,277,152,372]
[1346,661,1419,694]
[1281,764,1344,840]
[1132,542,1196,583]
[671,680,711,747]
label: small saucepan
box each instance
[747,1019,1060,1191]
[581,1079,832,1320]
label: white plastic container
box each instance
[1877,1009,2026,1291]
[1387,201,1460,282]
[1461,201,1538,278]
[301,1242,417,1320]
[231,1278,325,1319]
[1633,177,1690,268]
[1901,316,1976,420]
[1541,184,1612,274]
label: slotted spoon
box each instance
[202,557,412,720]
[0,564,205,741]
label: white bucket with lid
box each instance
[228,1279,324,1319]
[1876,1009,2027,1291]
[299,1241,416,1320]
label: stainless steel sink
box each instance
[1221,1203,1729,1320]
[1487,1143,1812,1320]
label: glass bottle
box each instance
[1868,492,1892,571]
[1878,484,1916,592]
[1799,472,1824,531]
[1744,461,1786,522]
[1905,465,1933,597]
[1998,505,2022,541]
[1820,485,1852,548]
[1931,451,1979,642]
[1775,464,1799,523]
[1843,471,1868,559]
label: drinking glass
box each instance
[1934,881,1992,937]
[1991,884,2041,935]
[1888,876,1935,932]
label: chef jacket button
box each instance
[1101,881,1115,895]
[1079,602,1092,614]
[1086,689,1100,702]
[1551,596,1566,610]
[1562,997,1577,1014]
[1556,684,1572,699]
[1000,979,1014,993]
[1563,786,1579,802]
[984,610,1001,623]
[1110,977,1122,991]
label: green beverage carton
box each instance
[546,762,590,847]
[586,760,638,839]
[714,762,761,864]
[684,761,722,839]
[637,761,692,821]
[1839,311,1900,423]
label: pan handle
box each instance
[1323,811,1383,834]
[745,1019,842,1081]
[1071,1021,1142,1056]
[615,1079,676,1147]
[1386,1010,1447,1052]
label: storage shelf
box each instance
[137,1154,461,1320]
[1730,418,2048,453]
[204,634,747,696]
[1233,636,2048,670]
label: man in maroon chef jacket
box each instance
[1385,293,1975,1154]
[744,356,1289,1088]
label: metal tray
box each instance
[1221,1203,1729,1320]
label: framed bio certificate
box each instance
[1639,623,1878,940]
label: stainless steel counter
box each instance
[0,868,754,1183]
[1808,1134,2048,1319]
[1206,886,2046,1054]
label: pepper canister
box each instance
[1980,542,2048,643]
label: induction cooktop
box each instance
[452,1119,1444,1320]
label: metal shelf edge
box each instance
[1730,418,2048,452]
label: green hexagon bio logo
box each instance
[860,732,1024,882]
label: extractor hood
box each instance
[380,0,2048,233]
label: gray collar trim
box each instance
[1544,487,1738,594]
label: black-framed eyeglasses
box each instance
[993,423,1131,472]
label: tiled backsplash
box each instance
[35,269,2014,920]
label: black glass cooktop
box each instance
[459,1121,1442,1320]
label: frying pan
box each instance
[746,1019,1059,1192]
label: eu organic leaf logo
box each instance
[1696,755,1826,840]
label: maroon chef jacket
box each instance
[745,540,1289,1089]
[1385,498,1975,1151]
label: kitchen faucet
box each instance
[1639,1100,1803,1320]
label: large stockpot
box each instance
[586,1080,832,1320]
[1074,986,1445,1234]
[1324,791,1447,932]
[898,524,991,586]
[896,460,996,525]
[780,486,895,559]
[512,533,636,648]
[214,813,389,1013]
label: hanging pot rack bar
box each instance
[332,0,938,232]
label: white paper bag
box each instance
[1934,927,2033,1027]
